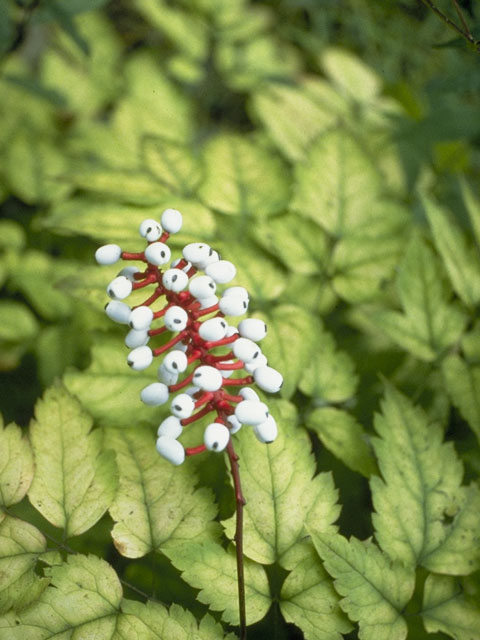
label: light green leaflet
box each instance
[280,546,352,640]
[442,353,480,443]
[198,133,290,217]
[312,532,415,640]
[28,385,118,537]
[423,195,480,308]
[371,385,480,574]
[223,400,340,569]
[422,574,480,640]
[0,300,38,343]
[64,339,159,428]
[0,421,33,507]
[306,408,377,478]
[292,129,382,237]
[320,47,381,103]
[44,197,216,244]
[141,136,203,196]
[251,77,349,162]
[0,515,48,614]
[164,540,270,626]
[0,554,228,639]
[106,426,220,558]
[369,235,467,361]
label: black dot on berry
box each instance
[209,282,215,289]
[174,318,181,324]
[172,275,177,282]
[174,405,181,411]
[209,247,213,256]
[172,362,178,369]
[243,301,247,309]
[147,227,152,234]
[161,251,166,258]
[253,351,259,359]
[213,442,218,450]
[221,321,226,327]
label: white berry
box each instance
[204,423,230,452]
[227,414,242,434]
[239,387,260,402]
[193,365,223,391]
[238,319,267,342]
[117,266,140,281]
[245,353,268,373]
[127,345,153,370]
[161,208,183,234]
[140,382,169,406]
[182,242,212,266]
[163,349,188,373]
[219,295,248,316]
[156,436,185,465]
[157,415,182,438]
[139,218,161,239]
[189,275,216,299]
[254,415,278,443]
[170,393,195,419]
[145,242,171,266]
[199,294,219,309]
[235,400,269,425]
[129,306,154,330]
[125,328,150,348]
[253,366,283,393]
[107,276,133,300]
[233,337,261,363]
[198,317,228,341]
[95,244,122,265]
[105,301,131,324]
[158,363,178,385]
[162,268,188,292]
[164,306,188,331]
[195,249,220,270]
[223,286,249,300]
[205,260,236,284]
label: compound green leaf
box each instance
[298,322,358,403]
[198,133,290,217]
[306,408,377,478]
[63,339,159,428]
[442,353,480,443]
[44,197,216,244]
[250,78,349,161]
[312,531,415,640]
[105,426,219,558]
[141,137,203,196]
[371,384,480,574]
[292,129,382,237]
[369,235,467,361]
[254,213,329,275]
[223,400,340,569]
[0,301,39,343]
[279,545,352,640]
[0,553,227,639]
[0,514,48,614]
[421,574,480,640]
[0,422,33,508]
[423,195,480,308]
[164,540,271,626]
[28,385,118,537]
[321,47,381,104]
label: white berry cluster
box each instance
[95,209,283,465]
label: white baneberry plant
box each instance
[96,208,283,638]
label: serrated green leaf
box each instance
[0,422,34,507]
[164,540,271,625]
[321,48,381,103]
[223,400,340,568]
[280,545,352,640]
[298,323,358,402]
[250,78,349,162]
[198,133,290,217]
[141,137,203,196]
[0,553,227,639]
[44,197,216,244]
[0,301,39,343]
[306,408,377,478]
[0,514,48,614]
[423,195,480,307]
[105,426,219,558]
[254,213,329,275]
[279,273,338,316]
[422,574,480,640]
[63,339,159,428]
[442,353,480,443]
[369,235,467,361]
[312,531,415,640]
[292,129,382,237]
[371,384,480,574]
[28,385,118,537]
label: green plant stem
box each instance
[418,0,479,49]
[226,439,247,640]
